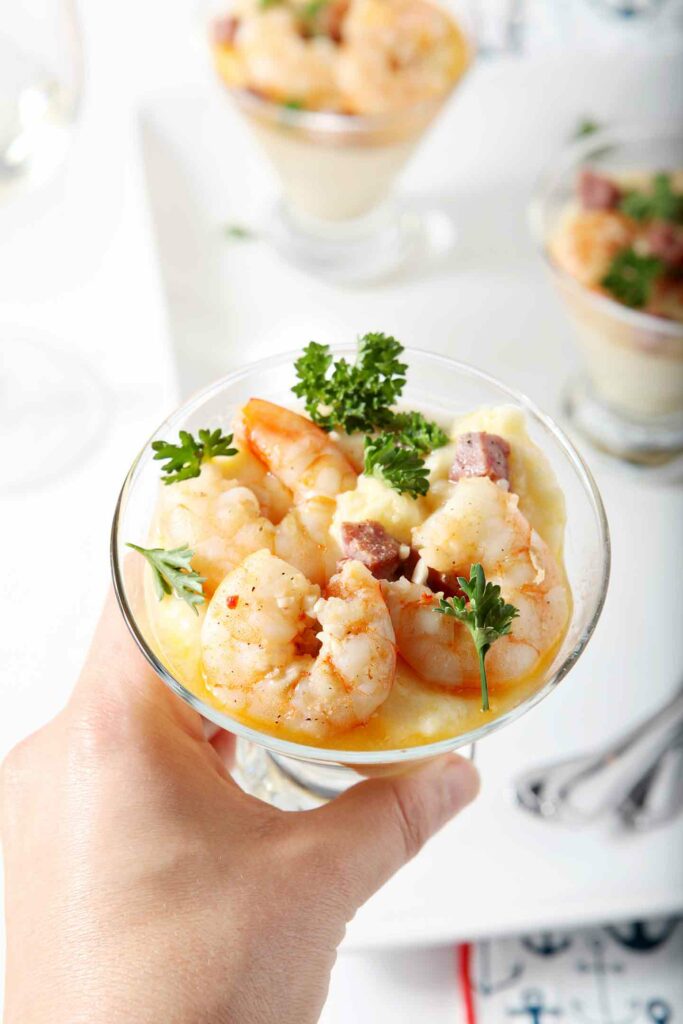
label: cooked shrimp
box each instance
[156,460,276,596]
[225,445,292,523]
[240,398,357,500]
[225,7,340,109]
[201,549,396,738]
[274,495,342,587]
[383,477,569,691]
[337,0,467,114]
[550,208,635,287]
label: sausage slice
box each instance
[449,432,510,484]
[341,521,402,580]
[578,169,621,211]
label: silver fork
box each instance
[515,686,683,828]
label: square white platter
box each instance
[138,45,683,948]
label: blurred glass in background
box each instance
[1,0,105,494]
[0,0,81,199]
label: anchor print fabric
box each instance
[463,918,683,1024]
[320,916,682,1022]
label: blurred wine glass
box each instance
[1,0,106,493]
[0,0,81,197]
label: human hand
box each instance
[2,595,479,1024]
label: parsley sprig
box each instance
[152,429,237,485]
[292,334,407,433]
[127,543,205,612]
[387,411,449,453]
[436,564,519,711]
[620,173,683,224]
[601,248,663,309]
[364,434,431,498]
[362,412,449,497]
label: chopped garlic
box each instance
[412,558,429,586]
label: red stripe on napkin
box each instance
[456,944,477,1024]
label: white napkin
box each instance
[323,917,683,1023]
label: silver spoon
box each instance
[515,686,683,826]
[618,727,683,831]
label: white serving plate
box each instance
[138,45,683,948]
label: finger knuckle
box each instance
[1,729,44,808]
[387,780,429,860]
[2,731,38,776]
[66,691,142,759]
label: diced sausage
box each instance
[426,569,465,600]
[213,16,240,46]
[341,521,402,579]
[449,432,510,484]
[399,547,420,581]
[396,548,465,599]
[578,169,621,212]
[646,221,683,269]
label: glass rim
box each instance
[528,121,683,340]
[229,85,457,135]
[111,346,611,765]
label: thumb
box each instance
[313,754,479,909]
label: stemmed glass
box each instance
[530,125,683,466]
[111,347,610,810]
[0,0,105,493]
[203,1,474,282]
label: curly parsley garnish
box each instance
[152,429,237,485]
[293,335,448,495]
[292,334,407,433]
[387,411,449,453]
[601,248,663,309]
[127,543,205,612]
[364,434,431,498]
[362,411,448,496]
[436,564,519,711]
[620,173,683,224]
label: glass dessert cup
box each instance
[530,125,683,467]
[111,348,610,810]
[208,3,473,281]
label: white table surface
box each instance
[1,0,683,1018]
